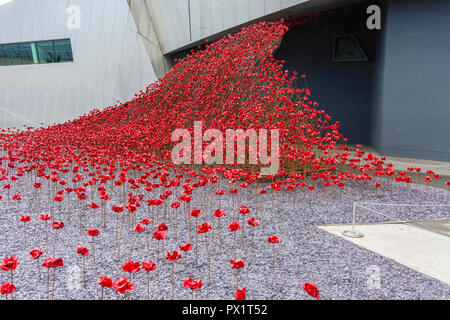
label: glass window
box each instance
[0,45,5,66]
[54,39,73,62]
[19,42,39,64]
[0,39,73,66]
[333,35,368,62]
[36,40,55,63]
[2,43,21,65]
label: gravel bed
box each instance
[0,174,449,300]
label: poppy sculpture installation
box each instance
[0,16,447,300]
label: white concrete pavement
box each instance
[318,222,450,285]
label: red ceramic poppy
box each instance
[230,258,245,269]
[87,228,100,237]
[0,282,16,296]
[0,256,18,271]
[268,235,280,244]
[197,222,212,234]
[30,250,44,259]
[142,260,157,272]
[302,283,320,299]
[235,288,246,300]
[183,277,202,290]
[190,209,201,217]
[112,277,134,294]
[98,276,113,288]
[179,243,193,251]
[228,222,241,232]
[122,260,140,273]
[134,224,146,233]
[165,250,182,261]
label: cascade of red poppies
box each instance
[0,14,445,301]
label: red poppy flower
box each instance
[142,260,156,272]
[183,277,202,290]
[152,230,166,240]
[122,260,140,273]
[247,217,260,227]
[42,257,56,269]
[76,246,89,256]
[39,214,52,221]
[166,250,182,261]
[268,235,280,244]
[171,202,181,209]
[157,222,168,231]
[190,209,201,217]
[0,282,16,295]
[87,228,100,237]
[235,288,246,300]
[179,243,193,251]
[197,222,212,234]
[98,276,113,288]
[51,221,64,229]
[214,209,226,218]
[230,258,245,269]
[89,203,100,209]
[228,221,241,232]
[20,216,31,222]
[134,224,146,233]
[30,250,44,259]
[12,194,23,201]
[239,205,250,215]
[112,277,134,294]
[141,218,152,225]
[0,256,18,271]
[112,205,124,213]
[53,258,64,268]
[302,283,320,299]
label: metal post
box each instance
[342,202,364,238]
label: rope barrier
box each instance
[343,202,450,238]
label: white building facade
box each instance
[0,0,159,129]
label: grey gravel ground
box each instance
[0,173,449,300]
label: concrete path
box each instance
[411,219,450,237]
[318,222,450,285]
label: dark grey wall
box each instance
[372,0,450,161]
[172,0,450,161]
[275,4,382,145]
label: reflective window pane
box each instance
[54,39,73,62]
[0,39,73,66]
[19,42,39,64]
[36,41,55,63]
[2,43,21,65]
[0,45,5,66]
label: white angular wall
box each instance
[0,0,158,129]
[142,0,310,54]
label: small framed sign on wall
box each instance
[333,35,368,62]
